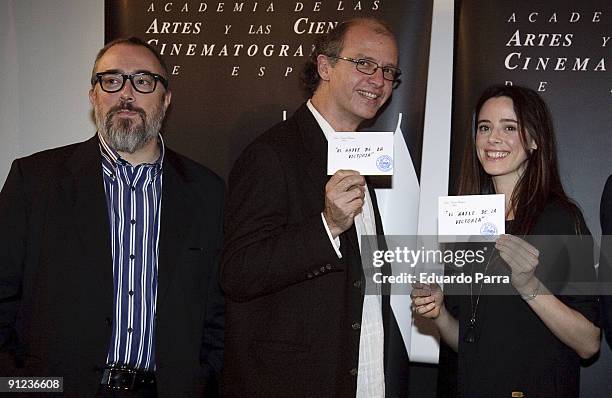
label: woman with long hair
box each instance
[412,85,600,397]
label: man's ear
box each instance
[89,88,95,106]
[317,54,332,82]
[163,89,172,111]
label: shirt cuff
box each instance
[321,212,342,259]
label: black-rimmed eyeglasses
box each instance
[91,72,169,94]
[327,56,401,88]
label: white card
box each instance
[438,194,505,242]
[327,131,394,175]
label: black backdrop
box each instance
[105,0,611,396]
[105,0,432,182]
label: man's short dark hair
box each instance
[90,37,169,86]
[300,17,395,96]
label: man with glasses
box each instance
[222,18,409,397]
[0,37,224,397]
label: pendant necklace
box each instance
[465,247,497,344]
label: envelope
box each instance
[438,194,505,242]
[327,131,394,175]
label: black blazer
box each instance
[221,104,409,397]
[0,136,225,397]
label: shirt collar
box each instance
[306,99,335,141]
[98,131,165,171]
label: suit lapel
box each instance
[296,105,329,200]
[156,151,194,308]
[61,136,113,309]
[367,182,384,237]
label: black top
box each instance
[448,201,599,398]
[599,174,612,348]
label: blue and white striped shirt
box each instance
[99,133,164,371]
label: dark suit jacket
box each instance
[221,104,409,397]
[600,175,612,348]
[0,136,225,397]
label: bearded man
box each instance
[0,37,224,398]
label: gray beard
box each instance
[96,103,164,154]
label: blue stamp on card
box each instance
[480,222,498,236]
[376,155,393,172]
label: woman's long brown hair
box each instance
[457,85,579,235]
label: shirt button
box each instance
[127,327,133,333]
[128,290,134,296]
[352,322,361,330]
[129,254,135,260]
[349,368,358,376]
[130,186,136,191]
[130,219,136,225]
[353,280,362,288]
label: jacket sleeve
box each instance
[600,175,612,347]
[220,141,343,302]
[0,160,27,371]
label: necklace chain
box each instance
[466,246,497,343]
